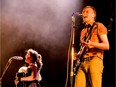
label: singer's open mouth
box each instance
[83,15,88,18]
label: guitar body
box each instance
[15,72,26,87]
[15,66,41,87]
[15,66,29,87]
[73,46,86,75]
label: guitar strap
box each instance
[80,22,95,61]
[84,22,95,42]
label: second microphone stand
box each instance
[0,57,14,87]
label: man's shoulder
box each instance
[95,22,103,25]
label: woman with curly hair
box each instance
[15,49,43,87]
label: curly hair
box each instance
[27,49,43,70]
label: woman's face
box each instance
[25,51,33,64]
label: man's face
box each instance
[82,7,95,23]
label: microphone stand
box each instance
[0,57,13,87]
[69,15,75,87]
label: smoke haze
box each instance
[0,0,82,86]
[1,0,82,56]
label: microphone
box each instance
[11,56,23,60]
[72,12,83,17]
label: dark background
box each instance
[0,0,115,87]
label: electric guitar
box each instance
[73,23,95,75]
[14,66,28,87]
